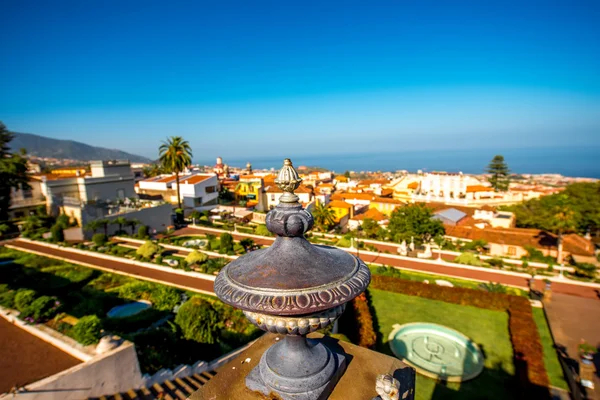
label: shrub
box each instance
[56,214,71,229]
[335,237,352,248]
[185,250,208,266]
[0,285,16,308]
[21,296,60,322]
[50,224,65,243]
[574,263,597,279]
[454,252,485,267]
[209,239,220,251]
[92,233,108,246]
[337,291,376,349]
[137,225,149,239]
[136,240,162,260]
[14,289,37,312]
[175,297,220,344]
[220,233,234,253]
[73,315,103,345]
[479,282,508,293]
[487,258,504,268]
[255,224,271,236]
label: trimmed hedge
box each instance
[370,275,549,397]
[338,291,377,349]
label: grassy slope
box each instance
[532,307,568,390]
[370,289,516,400]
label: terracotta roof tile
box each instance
[351,208,388,222]
[328,200,353,209]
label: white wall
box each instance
[2,343,144,400]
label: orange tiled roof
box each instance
[407,181,418,190]
[331,192,374,201]
[352,208,387,222]
[371,197,402,205]
[181,174,214,184]
[335,175,348,182]
[358,179,388,186]
[328,200,353,209]
[265,184,313,194]
[466,185,492,193]
[445,226,594,256]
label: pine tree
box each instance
[486,155,510,192]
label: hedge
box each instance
[370,275,549,398]
[338,291,377,349]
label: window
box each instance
[206,185,217,193]
[193,197,203,207]
[507,246,516,256]
[271,194,275,201]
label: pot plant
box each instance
[578,340,597,363]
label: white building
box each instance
[473,209,516,228]
[264,184,314,210]
[137,173,218,211]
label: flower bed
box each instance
[370,275,549,397]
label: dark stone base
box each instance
[246,343,347,400]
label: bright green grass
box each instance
[532,308,568,390]
[370,289,516,400]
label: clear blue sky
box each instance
[1,0,599,160]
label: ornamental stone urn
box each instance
[214,158,371,400]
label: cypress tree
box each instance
[486,155,510,191]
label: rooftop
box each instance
[433,208,468,223]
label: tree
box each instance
[142,164,163,178]
[387,204,444,244]
[137,225,149,239]
[159,136,192,210]
[50,224,64,243]
[220,232,234,253]
[136,240,162,260]
[186,250,208,266]
[92,233,108,246]
[189,210,202,225]
[546,194,578,263]
[344,171,351,179]
[360,218,379,239]
[0,122,30,221]
[0,223,10,238]
[174,297,220,344]
[311,201,336,232]
[486,155,510,192]
[125,219,140,236]
[111,216,128,235]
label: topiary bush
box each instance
[137,225,149,239]
[92,233,108,246]
[255,224,271,236]
[14,289,37,312]
[136,240,162,260]
[454,252,485,267]
[50,224,65,243]
[175,297,220,344]
[185,250,208,266]
[73,315,103,345]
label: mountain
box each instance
[10,132,152,163]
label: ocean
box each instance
[196,146,600,178]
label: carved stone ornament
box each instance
[374,374,401,400]
[214,158,371,400]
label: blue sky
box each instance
[1,0,599,160]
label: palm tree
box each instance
[548,195,578,264]
[112,217,128,235]
[159,136,193,210]
[311,201,336,232]
[189,211,202,225]
[84,219,104,235]
[125,219,140,236]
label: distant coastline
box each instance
[196,146,600,179]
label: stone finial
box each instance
[274,158,302,203]
[374,374,400,400]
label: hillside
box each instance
[10,132,151,163]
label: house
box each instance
[432,208,468,226]
[327,200,354,229]
[348,208,389,230]
[473,209,516,228]
[38,160,137,224]
[234,175,267,211]
[369,197,403,216]
[137,173,219,211]
[445,225,595,262]
[264,184,314,210]
[8,179,46,219]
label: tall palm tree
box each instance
[125,219,140,236]
[311,201,336,232]
[548,195,578,264]
[112,217,128,235]
[159,136,193,210]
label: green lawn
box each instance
[532,308,568,390]
[369,289,516,400]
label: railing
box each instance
[9,197,46,208]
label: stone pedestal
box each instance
[190,333,415,400]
